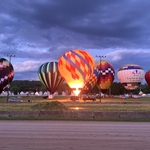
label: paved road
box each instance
[0,121,150,150]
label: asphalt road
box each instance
[0,121,150,150]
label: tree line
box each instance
[9,80,150,95]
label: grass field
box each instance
[0,95,150,112]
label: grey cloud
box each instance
[106,50,150,72]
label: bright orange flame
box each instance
[73,88,81,96]
[69,82,83,88]
[69,82,83,96]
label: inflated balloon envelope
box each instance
[145,70,150,86]
[38,62,64,99]
[0,58,14,93]
[58,49,95,96]
[96,60,115,94]
[117,64,145,90]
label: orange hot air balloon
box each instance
[96,60,115,94]
[58,49,94,96]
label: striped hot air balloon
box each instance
[38,62,64,98]
[96,60,115,94]
[117,64,145,90]
[0,58,14,93]
[58,49,94,96]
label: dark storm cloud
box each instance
[1,0,150,51]
[1,0,150,80]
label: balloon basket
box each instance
[70,96,80,101]
[48,95,53,99]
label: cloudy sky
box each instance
[0,0,150,83]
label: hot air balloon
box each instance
[145,70,150,86]
[83,68,100,91]
[58,49,94,96]
[117,64,145,90]
[0,58,14,93]
[96,60,115,94]
[38,62,64,99]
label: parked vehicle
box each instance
[82,94,96,101]
[8,97,23,103]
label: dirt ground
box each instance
[0,121,150,150]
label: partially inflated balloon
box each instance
[0,58,14,93]
[96,60,115,94]
[83,68,100,90]
[145,70,150,86]
[117,64,144,90]
[58,49,94,96]
[38,62,64,97]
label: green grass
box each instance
[1,102,150,112]
[0,96,150,121]
[66,103,150,112]
[0,96,150,112]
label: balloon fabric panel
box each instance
[117,70,144,83]
[0,58,14,93]
[118,64,143,71]
[83,68,100,90]
[122,83,141,90]
[145,70,150,86]
[59,56,80,81]
[38,64,49,88]
[64,50,92,80]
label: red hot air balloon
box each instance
[58,49,94,96]
[0,58,14,93]
[145,70,150,86]
[38,62,64,99]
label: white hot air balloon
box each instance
[117,64,145,90]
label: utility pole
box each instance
[96,55,106,102]
[4,54,15,102]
